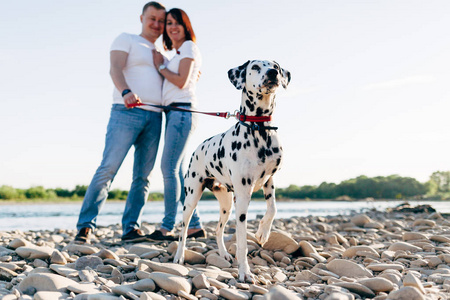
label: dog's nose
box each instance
[267,69,278,80]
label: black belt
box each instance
[164,102,192,113]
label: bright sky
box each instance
[1,0,450,192]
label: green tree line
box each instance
[1,171,449,201]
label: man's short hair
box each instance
[142,2,165,14]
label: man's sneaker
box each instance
[121,229,147,243]
[146,230,176,241]
[75,227,92,243]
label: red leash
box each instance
[127,102,272,123]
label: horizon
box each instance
[1,1,450,191]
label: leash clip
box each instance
[226,110,240,120]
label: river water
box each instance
[0,200,448,231]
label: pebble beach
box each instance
[0,203,449,300]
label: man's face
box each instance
[140,7,165,42]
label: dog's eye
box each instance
[251,65,261,71]
[274,64,279,69]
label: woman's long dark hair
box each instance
[163,8,196,51]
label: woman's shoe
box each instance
[146,230,176,241]
[187,228,206,239]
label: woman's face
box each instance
[166,13,186,45]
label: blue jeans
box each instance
[161,110,201,231]
[77,104,162,235]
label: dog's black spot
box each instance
[205,150,208,155]
[276,158,281,166]
[201,145,205,150]
[265,194,272,200]
[199,177,203,182]
[247,178,251,185]
[260,170,265,178]
[215,166,223,175]
[248,90,253,95]
[196,155,199,160]
[242,178,246,186]
[246,140,251,147]
[244,132,248,139]
[272,168,277,174]
[258,147,266,163]
[192,172,196,178]
[264,109,270,114]
[183,205,186,211]
[256,107,263,116]
[246,100,255,112]
[184,187,188,196]
[236,125,240,136]
[272,147,279,153]
[226,184,233,192]
[264,181,269,188]
[205,169,211,177]
[257,94,263,100]
[232,152,237,161]
[236,142,242,150]
[219,161,223,169]
[253,138,259,148]
[232,141,237,151]
[220,223,222,228]
[228,169,232,175]
[251,64,261,72]
[265,149,272,156]
[203,178,214,191]
[218,146,225,159]
[239,214,246,222]
[210,162,214,168]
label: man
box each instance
[75,2,167,243]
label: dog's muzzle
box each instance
[263,69,280,88]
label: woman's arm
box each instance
[152,49,194,89]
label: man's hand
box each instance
[123,92,142,108]
[152,49,165,69]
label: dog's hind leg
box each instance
[256,176,277,246]
[212,186,234,262]
[234,188,254,283]
[173,180,203,265]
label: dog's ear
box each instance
[281,68,291,89]
[227,60,250,90]
[274,61,291,89]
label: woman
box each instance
[148,8,205,240]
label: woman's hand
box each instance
[152,49,165,69]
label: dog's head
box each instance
[227,60,291,93]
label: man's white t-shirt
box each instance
[162,40,202,107]
[110,32,166,112]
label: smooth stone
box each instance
[195,289,219,300]
[264,285,302,299]
[133,278,156,292]
[386,286,425,300]
[78,269,97,282]
[0,266,18,282]
[260,251,276,265]
[140,291,166,300]
[324,292,354,300]
[18,273,79,293]
[412,219,435,227]
[206,254,232,268]
[138,260,189,276]
[15,246,53,260]
[111,284,142,297]
[128,244,160,256]
[178,290,197,300]
[342,246,379,258]
[358,277,394,292]
[75,255,103,270]
[192,273,210,290]
[299,240,318,257]
[83,294,120,300]
[34,291,69,300]
[387,242,421,252]
[403,271,426,294]
[50,250,67,265]
[364,221,384,229]
[351,214,372,227]
[250,284,268,294]
[403,232,428,241]
[95,249,120,260]
[367,263,404,272]
[67,283,99,293]
[50,264,79,277]
[327,259,373,278]
[219,288,250,300]
[430,235,450,243]
[332,282,376,298]
[262,230,300,254]
[66,244,99,255]
[252,256,268,266]
[184,249,206,264]
[146,271,191,294]
[8,238,30,249]
[208,277,228,289]
[140,250,161,260]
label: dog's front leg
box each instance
[234,190,254,283]
[256,176,277,246]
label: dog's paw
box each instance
[222,252,234,263]
[173,252,185,265]
[238,270,255,284]
[255,227,271,246]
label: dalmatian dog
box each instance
[173,60,291,283]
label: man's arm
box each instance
[110,50,141,108]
